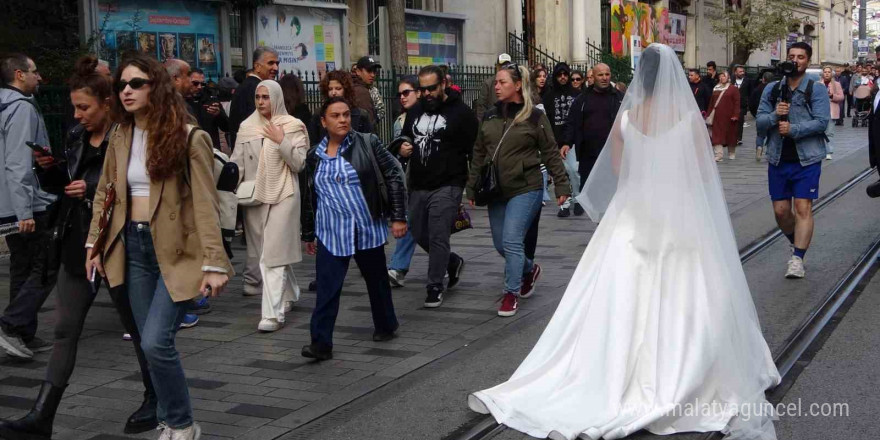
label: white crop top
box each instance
[128,127,151,197]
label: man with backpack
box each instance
[561,63,624,193]
[757,42,829,279]
[0,53,57,357]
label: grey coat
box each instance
[0,87,56,220]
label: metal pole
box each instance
[860,0,867,63]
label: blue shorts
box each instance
[768,161,821,201]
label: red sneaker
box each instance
[498,293,519,317]
[519,263,542,298]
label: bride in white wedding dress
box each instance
[468,44,781,440]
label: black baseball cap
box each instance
[355,56,382,70]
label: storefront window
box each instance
[97,0,223,79]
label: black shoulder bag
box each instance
[474,123,514,206]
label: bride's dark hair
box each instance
[639,45,662,94]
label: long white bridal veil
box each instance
[577,43,712,222]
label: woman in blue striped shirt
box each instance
[300,97,408,361]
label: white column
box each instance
[572,0,588,63]
[507,0,523,37]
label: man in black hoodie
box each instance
[542,62,581,217]
[394,65,478,308]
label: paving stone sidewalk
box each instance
[0,122,869,440]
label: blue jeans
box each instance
[487,190,543,294]
[388,229,416,272]
[125,222,192,429]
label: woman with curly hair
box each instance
[85,53,233,440]
[308,69,373,145]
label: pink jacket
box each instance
[824,79,844,119]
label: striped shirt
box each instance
[314,134,388,257]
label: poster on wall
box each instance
[405,14,462,66]
[662,12,686,53]
[256,5,343,76]
[97,0,223,79]
[770,39,781,60]
[611,0,665,57]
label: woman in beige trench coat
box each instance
[232,80,309,332]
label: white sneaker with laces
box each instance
[785,256,805,279]
[387,269,406,287]
[258,319,283,332]
[169,422,201,440]
[156,422,171,440]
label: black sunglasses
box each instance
[191,81,206,87]
[571,77,583,81]
[418,83,441,93]
[116,78,153,93]
[397,89,417,98]
[504,63,522,80]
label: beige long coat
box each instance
[231,121,308,267]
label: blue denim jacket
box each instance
[756,78,829,166]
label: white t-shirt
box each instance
[128,127,151,197]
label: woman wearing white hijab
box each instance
[232,80,309,332]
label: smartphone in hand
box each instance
[25,141,50,156]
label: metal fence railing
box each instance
[507,32,635,85]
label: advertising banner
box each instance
[611,0,666,57]
[256,5,343,76]
[97,0,223,78]
[662,12,686,53]
[405,14,462,66]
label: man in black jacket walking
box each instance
[228,46,279,150]
[186,67,229,152]
[733,65,755,145]
[394,65,478,308]
[689,68,711,115]
[561,63,624,189]
[543,62,581,217]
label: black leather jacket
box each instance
[301,131,406,242]
[36,124,109,275]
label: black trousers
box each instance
[2,211,57,342]
[44,267,155,399]
[310,242,398,349]
[737,107,748,141]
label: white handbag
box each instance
[236,181,260,207]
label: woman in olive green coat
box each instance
[466,64,571,317]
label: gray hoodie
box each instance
[0,86,56,220]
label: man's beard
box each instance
[421,96,441,113]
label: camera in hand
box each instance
[776,61,796,77]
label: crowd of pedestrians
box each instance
[0,39,847,439]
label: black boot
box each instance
[124,390,157,434]
[0,382,65,440]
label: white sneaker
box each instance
[283,301,294,313]
[825,153,833,160]
[168,422,201,440]
[0,329,33,359]
[756,146,764,161]
[728,153,736,160]
[258,318,283,332]
[785,256,805,279]
[743,122,751,128]
[156,423,171,440]
[715,156,723,163]
[387,269,406,288]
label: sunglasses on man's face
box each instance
[115,78,152,93]
[191,81,206,87]
[418,83,441,93]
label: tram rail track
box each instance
[454,167,878,440]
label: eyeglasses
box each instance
[191,81,206,87]
[115,78,152,93]
[556,72,570,77]
[397,89,416,98]
[571,77,583,82]
[418,83,441,93]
